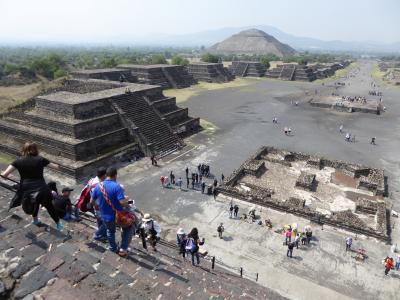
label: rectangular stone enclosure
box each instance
[217,146,389,240]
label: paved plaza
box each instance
[113,60,400,300]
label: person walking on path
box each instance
[395,255,400,270]
[234,205,239,218]
[285,228,292,245]
[339,125,343,133]
[177,177,183,190]
[185,167,189,178]
[221,173,225,182]
[186,177,190,189]
[186,228,205,266]
[201,182,206,194]
[176,228,187,259]
[345,237,353,251]
[287,242,295,258]
[150,155,157,166]
[229,203,234,218]
[142,214,161,252]
[1,142,63,231]
[213,188,218,200]
[385,257,394,276]
[217,223,224,239]
[160,176,165,187]
[295,233,301,249]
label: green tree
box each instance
[54,69,67,78]
[259,56,271,69]
[151,54,167,64]
[99,57,117,68]
[298,58,308,65]
[201,53,220,63]
[171,55,189,66]
[3,63,19,75]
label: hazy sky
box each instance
[0,0,399,44]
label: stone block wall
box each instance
[216,145,389,240]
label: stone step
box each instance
[0,185,285,299]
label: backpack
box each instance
[76,184,93,213]
[148,221,157,237]
[185,238,196,252]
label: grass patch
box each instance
[164,88,200,104]
[0,77,64,113]
[164,78,258,104]
[199,119,218,133]
[0,152,13,164]
[314,62,358,84]
[370,63,387,85]
[196,78,257,91]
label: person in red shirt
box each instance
[385,257,394,276]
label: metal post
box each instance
[211,256,215,270]
[256,273,258,282]
[240,267,243,277]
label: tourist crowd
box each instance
[2,142,399,275]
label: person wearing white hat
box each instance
[141,214,161,251]
[176,228,187,259]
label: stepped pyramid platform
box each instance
[117,64,196,89]
[71,68,137,83]
[187,63,235,83]
[293,65,316,81]
[0,188,286,299]
[0,79,199,180]
[229,61,266,77]
[309,61,350,79]
[265,64,315,82]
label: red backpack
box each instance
[76,182,94,212]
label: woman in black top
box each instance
[1,142,63,230]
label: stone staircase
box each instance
[109,93,184,156]
[279,65,296,81]
[0,187,287,300]
[233,62,248,77]
[145,96,200,137]
[161,68,178,89]
[161,67,196,89]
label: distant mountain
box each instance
[208,29,296,57]
[140,25,400,54]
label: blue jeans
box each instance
[94,217,107,240]
[105,220,133,252]
[105,220,118,252]
[191,251,200,265]
[120,225,133,251]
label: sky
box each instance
[0,0,399,44]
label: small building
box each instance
[117,64,196,89]
[229,61,266,77]
[70,68,137,83]
[187,63,234,83]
